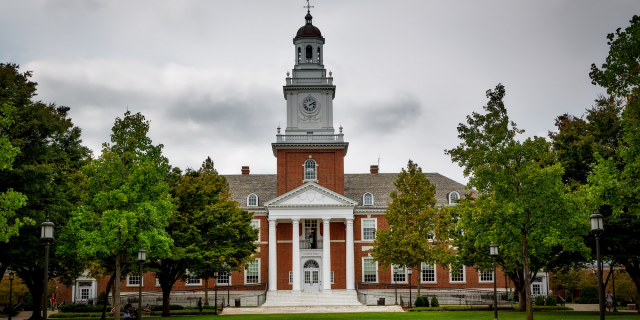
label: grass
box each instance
[41,311,640,320]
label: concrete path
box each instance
[221,305,404,315]
[568,304,638,313]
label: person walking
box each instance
[51,294,56,311]
[606,290,614,312]
[197,298,203,316]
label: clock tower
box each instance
[273,9,348,196]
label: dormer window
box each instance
[363,193,374,206]
[449,191,460,205]
[247,194,258,207]
[304,159,317,180]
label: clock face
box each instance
[303,97,317,112]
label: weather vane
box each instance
[304,0,314,13]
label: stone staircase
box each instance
[262,290,362,307]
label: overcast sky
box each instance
[1,0,638,184]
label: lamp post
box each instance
[393,265,398,305]
[137,248,146,319]
[41,217,55,320]
[9,270,14,320]
[590,211,604,320]
[227,273,230,307]
[407,266,413,312]
[213,270,219,315]
[490,243,499,320]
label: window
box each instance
[155,276,160,287]
[186,272,202,286]
[217,272,230,285]
[127,274,142,286]
[363,258,378,283]
[449,192,460,205]
[304,159,317,180]
[421,263,436,283]
[247,194,258,206]
[317,47,321,63]
[298,47,301,63]
[251,219,261,242]
[392,264,406,283]
[305,45,313,62]
[289,271,293,284]
[479,270,494,282]
[331,271,334,284]
[303,260,320,268]
[80,288,91,300]
[362,219,377,241]
[449,265,465,283]
[532,283,541,295]
[245,259,260,284]
[427,231,435,241]
[363,193,374,206]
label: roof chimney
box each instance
[370,165,379,174]
[242,166,250,175]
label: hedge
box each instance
[412,305,572,312]
[50,309,221,318]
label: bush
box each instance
[422,296,430,307]
[545,295,558,306]
[577,286,599,304]
[59,303,76,313]
[430,296,439,307]
[534,295,545,306]
[414,296,425,307]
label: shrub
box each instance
[545,295,558,306]
[422,296,430,307]
[414,296,425,307]
[577,286,598,304]
[535,295,545,306]
[430,296,439,307]
[59,304,76,313]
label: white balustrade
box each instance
[276,134,344,142]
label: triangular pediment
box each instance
[264,182,358,207]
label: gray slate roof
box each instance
[224,173,468,208]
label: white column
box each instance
[292,218,301,292]
[322,218,332,291]
[268,218,277,291]
[346,218,355,290]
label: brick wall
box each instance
[276,149,345,196]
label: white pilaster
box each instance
[322,218,331,291]
[268,219,277,291]
[346,218,355,290]
[292,218,301,292]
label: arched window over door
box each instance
[304,260,320,268]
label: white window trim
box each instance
[289,271,293,284]
[185,271,203,286]
[362,257,378,283]
[421,263,437,284]
[361,218,377,242]
[363,193,374,206]
[126,274,144,287]
[251,219,261,242]
[331,271,334,284]
[478,269,495,284]
[247,193,258,207]
[245,258,261,284]
[216,271,231,286]
[449,264,466,284]
[391,264,408,284]
[302,159,319,182]
[449,191,460,205]
[155,277,161,287]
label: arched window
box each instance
[304,159,317,180]
[247,194,258,206]
[306,45,313,62]
[298,47,302,63]
[317,47,321,63]
[449,191,460,205]
[303,260,320,268]
[363,193,374,206]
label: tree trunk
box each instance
[623,260,640,314]
[204,278,209,305]
[162,286,171,317]
[519,290,526,311]
[522,230,533,320]
[26,280,44,320]
[505,268,527,311]
[100,273,116,320]
[416,268,421,297]
[114,252,121,320]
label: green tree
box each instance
[60,111,174,320]
[551,268,583,302]
[0,102,29,242]
[370,160,453,297]
[0,63,91,320]
[445,84,589,319]
[150,158,258,316]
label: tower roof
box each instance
[296,12,322,38]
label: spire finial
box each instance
[304,0,314,13]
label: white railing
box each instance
[286,77,333,85]
[276,134,344,142]
[300,239,323,249]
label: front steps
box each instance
[261,290,362,307]
[222,305,404,315]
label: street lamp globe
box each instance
[9,270,14,281]
[138,248,147,262]
[590,211,604,233]
[214,270,219,277]
[41,218,55,241]
[407,267,412,275]
[490,243,499,257]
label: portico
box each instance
[264,182,358,292]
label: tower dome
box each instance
[295,12,323,38]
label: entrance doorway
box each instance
[302,259,320,292]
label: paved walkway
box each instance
[221,305,404,315]
[568,304,638,313]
